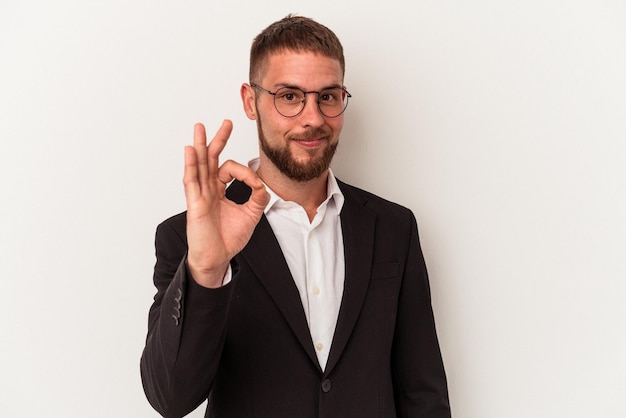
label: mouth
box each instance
[292,137,326,149]
[289,129,330,149]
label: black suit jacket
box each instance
[141,179,450,418]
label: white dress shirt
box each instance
[249,158,345,370]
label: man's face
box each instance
[247,51,345,182]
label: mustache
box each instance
[288,128,330,141]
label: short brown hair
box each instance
[249,15,345,83]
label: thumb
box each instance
[248,183,270,212]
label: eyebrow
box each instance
[275,83,343,91]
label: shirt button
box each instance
[313,287,320,295]
[321,379,332,393]
[315,343,324,351]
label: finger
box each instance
[183,145,201,201]
[248,181,270,210]
[218,160,263,187]
[207,120,233,178]
[193,123,210,187]
[218,161,269,209]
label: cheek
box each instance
[261,113,293,136]
[328,118,344,138]
[258,113,286,142]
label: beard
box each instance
[257,117,338,182]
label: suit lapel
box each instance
[324,182,376,375]
[226,180,377,375]
[227,181,320,371]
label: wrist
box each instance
[186,259,230,288]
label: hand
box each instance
[184,120,269,288]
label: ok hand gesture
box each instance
[184,120,269,288]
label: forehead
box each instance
[261,51,343,88]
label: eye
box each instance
[276,88,303,103]
[319,90,340,103]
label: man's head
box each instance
[249,15,345,85]
[242,15,348,183]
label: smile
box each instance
[291,137,326,149]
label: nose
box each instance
[298,93,325,127]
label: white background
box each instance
[1,1,625,417]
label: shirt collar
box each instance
[248,157,345,215]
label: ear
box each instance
[241,83,257,120]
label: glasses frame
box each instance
[250,83,352,118]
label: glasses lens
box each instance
[318,88,349,117]
[272,87,350,118]
[274,87,306,117]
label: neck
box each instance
[257,160,329,222]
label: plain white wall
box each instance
[1,1,625,417]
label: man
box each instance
[141,15,451,418]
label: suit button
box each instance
[173,307,181,318]
[321,379,332,393]
[172,315,179,327]
[174,288,182,301]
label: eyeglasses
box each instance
[250,83,351,118]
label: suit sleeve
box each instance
[140,217,235,418]
[391,213,451,417]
